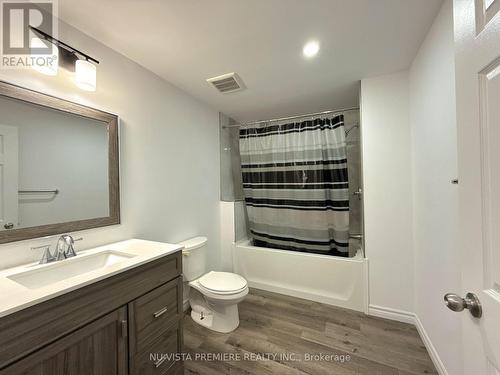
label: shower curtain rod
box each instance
[223,106,360,128]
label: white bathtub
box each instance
[233,239,368,312]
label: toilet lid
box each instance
[198,271,247,293]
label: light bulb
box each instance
[75,59,97,91]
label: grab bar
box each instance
[18,189,59,195]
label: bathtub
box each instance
[233,239,368,312]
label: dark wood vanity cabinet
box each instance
[1,307,129,375]
[0,251,183,375]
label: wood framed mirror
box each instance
[0,81,119,243]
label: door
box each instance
[454,0,500,373]
[0,124,18,231]
[0,307,128,375]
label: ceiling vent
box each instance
[206,72,245,94]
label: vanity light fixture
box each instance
[29,26,99,91]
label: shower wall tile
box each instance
[220,113,244,202]
[345,110,362,239]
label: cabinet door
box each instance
[0,307,128,375]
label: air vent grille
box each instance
[207,72,245,93]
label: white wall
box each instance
[362,3,461,372]
[0,96,109,228]
[361,72,415,315]
[409,1,461,374]
[0,18,221,271]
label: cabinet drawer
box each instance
[132,321,182,375]
[129,277,182,355]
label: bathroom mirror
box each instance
[0,81,119,243]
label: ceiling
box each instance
[59,0,443,123]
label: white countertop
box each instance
[0,239,183,318]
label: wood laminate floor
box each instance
[183,289,438,375]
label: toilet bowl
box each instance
[179,237,248,333]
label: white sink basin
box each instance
[0,238,183,318]
[7,250,136,289]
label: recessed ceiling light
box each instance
[303,41,320,58]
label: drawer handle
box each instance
[153,306,168,318]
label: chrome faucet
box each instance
[54,235,79,260]
[31,235,82,264]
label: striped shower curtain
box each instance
[239,115,350,257]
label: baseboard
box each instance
[367,304,416,324]
[368,305,448,375]
[414,315,448,375]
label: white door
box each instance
[0,125,19,231]
[454,0,500,373]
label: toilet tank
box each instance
[179,236,207,281]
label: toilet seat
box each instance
[197,271,248,295]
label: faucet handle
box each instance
[31,244,55,264]
[62,235,82,244]
[31,244,51,250]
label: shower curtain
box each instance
[239,114,350,257]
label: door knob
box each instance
[444,292,482,318]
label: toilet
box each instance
[179,236,248,333]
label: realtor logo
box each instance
[1,0,58,69]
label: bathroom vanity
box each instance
[0,240,183,375]
[0,82,187,374]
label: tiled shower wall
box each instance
[344,110,363,241]
[219,110,363,252]
[219,112,249,242]
[220,113,244,202]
